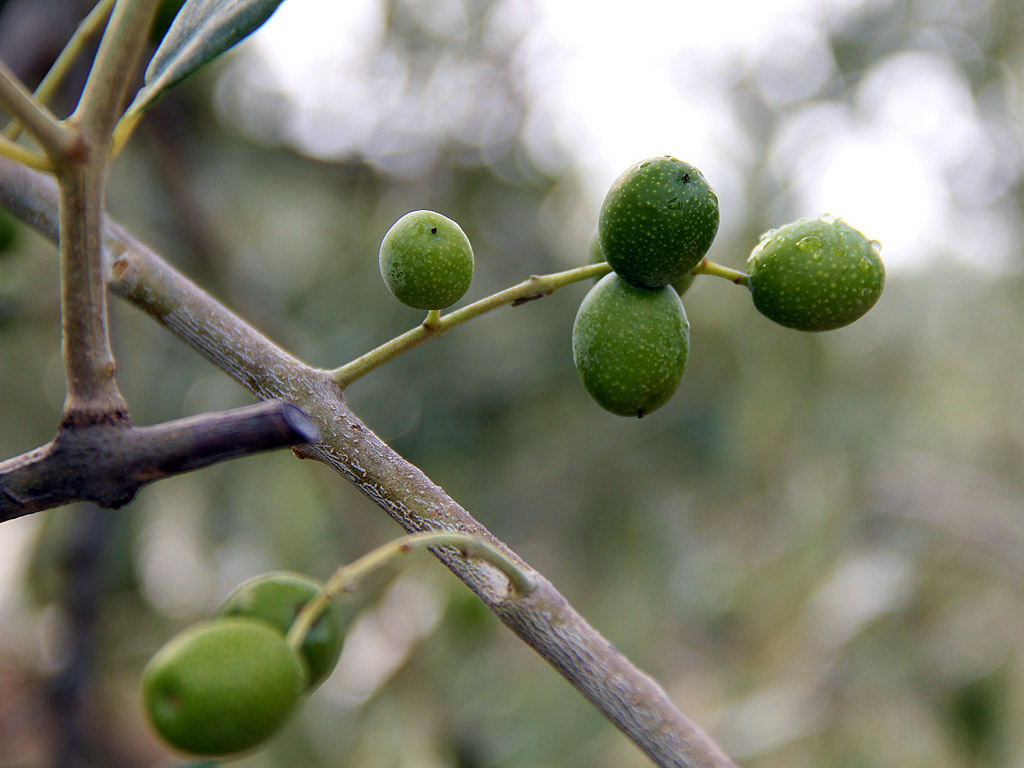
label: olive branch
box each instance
[0,2,740,767]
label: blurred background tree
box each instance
[0,0,1022,766]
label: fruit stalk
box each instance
[331,261,612,387]
[692,258,749,286]
[284,532,537,652]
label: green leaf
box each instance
[127,0,285,118]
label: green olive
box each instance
[572,273,689,417]
[379,210,474,310]
[218,571,343,692]
[747,216,885,331]
[588,224,696,295]
[141,618,305,757]
[598,156,719,288]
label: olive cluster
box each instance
[371,163,884,420]
[141,573,345,757]
[574,156,719,417]
[574,156,886,418]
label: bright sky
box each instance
[223,0,1021,274]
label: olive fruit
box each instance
[572,273,689,417]
[141,618,305,757]
[672,269,697,298]
[599,156,719,288]
[379,210,474,310]
[218,571,343,691]
[587,225,604,268]
[588,224,697,296]
[747,216,885,331]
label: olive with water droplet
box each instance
[746,216,884,331]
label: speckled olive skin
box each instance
[598,156,719,289]
[572,273,689,417]
[141,618,305,757]
[218,572,343,692]
[588,223,697,297]
[747,217,885,331]
[379,210,474,310]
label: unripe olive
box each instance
[672,269,697,297]
[218,572,343,692]
[141,618,305,757]
[588,223,698,296]
[572,273,689,417]
[598,156,719,288]
[379,210,474,310]
[747,216,885,331]
[587,226,604,269]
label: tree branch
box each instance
[56,0,162,425]
[0,400,319,521]
[0,58,80,164]
[0,156,738,768]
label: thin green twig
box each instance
[0,135,52,172]
[2,0,116,142]
[693,257,749,286]
[0,60,79,164]
[285,532,536,652]
[332,261,612,387]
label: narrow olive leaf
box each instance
[127,0,284,119]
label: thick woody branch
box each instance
[58,0,161,425]
[0,156,737,768]
[0,401,318,521]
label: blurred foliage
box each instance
[1,0,1023,767]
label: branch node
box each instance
[511,291,548,306]
[0,484,26,508]
[58,409,131,430]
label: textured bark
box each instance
[0,401,318,520]
[0,156,738,768]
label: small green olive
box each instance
[747,216,885,331]
[218,572,344,692]
[141,618,305,757]
[599,156,719,288]
[379,210,474,310]
[572,273,689,417]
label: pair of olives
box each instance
[573,156,885,417]
[141,572,344,757]
[573,156,717,418]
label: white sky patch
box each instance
[232,0,1018,272]
[788,126,947,269]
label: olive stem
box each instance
[1,0,116,143]
[423,308,442,329]
[0,60,80,165]
[0,136,51,172]
[331,261,612,387]
[284,532,536,652]
[692,258,749,286]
